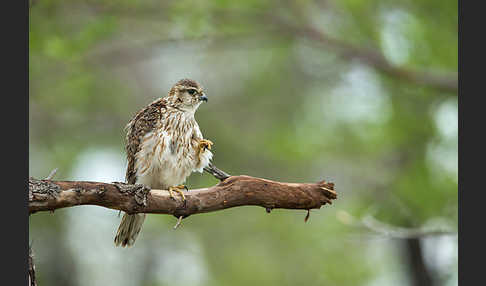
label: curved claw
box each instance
[168,189,176,200]
[198,139,213,153]
[169,186,186,201]
[169,185,189,208]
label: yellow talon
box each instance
[168,188,175,200]
[198,139,213,153]
[168,185,187,202]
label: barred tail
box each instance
[114,213,146,247]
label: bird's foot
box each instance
[198,139,213,154]
[168,185,188,206]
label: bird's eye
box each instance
[187,89,196,95]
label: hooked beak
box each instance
[200,94,208,102]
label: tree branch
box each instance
[29,245,37,286]
[360,215,456,239]
[29,175,337,218]
[203,162,231,181]
[337,211,457,239]
[272,18,458,93]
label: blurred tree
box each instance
[29,0,457,285]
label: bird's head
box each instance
[167,79,208,113]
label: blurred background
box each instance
[29,0,457,285]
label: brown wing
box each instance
[125,99,167,184]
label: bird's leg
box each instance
[168,185,187,203]
[198,139,213,154]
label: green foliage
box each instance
[29,0,457,285]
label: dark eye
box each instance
[187,89,196,95]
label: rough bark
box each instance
[29,246,37,286]
[28,164,336,284]
[29,175,337,217]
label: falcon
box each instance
[114,79,213,247]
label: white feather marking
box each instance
[134,112,212,189]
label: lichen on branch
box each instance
[29,172,337,217]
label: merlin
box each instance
[114,79,213,247]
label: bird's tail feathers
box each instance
[114,213,146,247]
